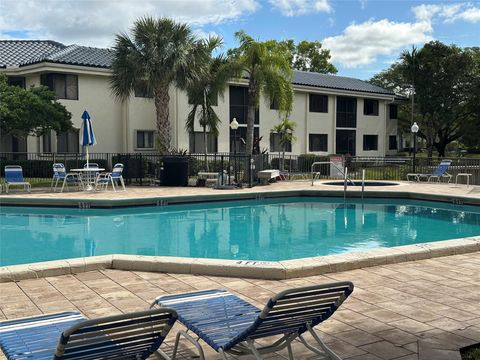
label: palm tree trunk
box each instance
[246,79,257,156]
[203,124,209,171]
[154,85,171,154]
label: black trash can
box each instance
[161,156,189,186]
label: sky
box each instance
[0,0,479,80]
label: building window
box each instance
[309,134,328,152]
[42,132,52,153]
[7,76,26,88]
[270,98,279,110]
[136,130,154,149]
[40,73,78,100]
[270,133,291,153]
[336,97,357,128]
[389,104,398,119]
[363,135,378,151]
[229,86,259,125]
[389,135,398,150]
[364,99,379,116]
[134,81,153,98]
[230,127,259,153]
[309,94,328,113]
[189,132,217,153]
[57,130,79,153]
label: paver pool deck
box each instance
[1,181,480,359]
[1,253,480,360]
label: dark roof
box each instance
[0,40,65,68]
[0,40,394,96]
[293,70,395,96]
[24,45,114,68]
[0,40,113,69]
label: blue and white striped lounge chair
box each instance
[95,163,126,191]
[407,159,452,183]
[51,163,83,192]
[152,281,354,360]
[0,308,177,360]
[4,165,31,194]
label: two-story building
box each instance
[0,40,401,156]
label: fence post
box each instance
[138,153,142,186]
[220,155,224,186]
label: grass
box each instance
[461,345,480,360]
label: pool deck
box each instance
[2,253,480,359]
[1,180,479,206]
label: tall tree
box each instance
[227,31,294,155]
[110,17,209,153]
[0,74,72,137]
[185,36,230,169]
[262,39,337,74]
[272,118,296,170]
[370,41,477,157]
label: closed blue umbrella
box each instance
[81,110,96,168]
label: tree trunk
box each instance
[246,78,257,156]
[154,85,171,154]
[203,123,209,171]
[434,140,447,158]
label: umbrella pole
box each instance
[85,146,93,191]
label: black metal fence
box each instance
[1,152,479,186]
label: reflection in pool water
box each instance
[1,197,479,266]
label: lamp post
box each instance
[411,122,419,173]
[230,118,239,184]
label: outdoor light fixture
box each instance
[230,118,239,184]
[411,122,419,173]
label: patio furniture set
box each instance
[1,163,126,194]
[0,281,354,360]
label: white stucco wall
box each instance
[3,65,397,157]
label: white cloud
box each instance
[0,0,259,48]
[269,0,332,16]
[322,19,433,68]
[412,2,480,24]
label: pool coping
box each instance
[1,188,480,281]
[1,236,479,282]
[1,187,480,207]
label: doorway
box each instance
[336,130,356,155]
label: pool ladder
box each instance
[311,162,365,199]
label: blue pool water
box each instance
[1,197,479,266]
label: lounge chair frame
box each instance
[0,308,177,360]
[407,159,453,183]
[4,165,31,194]
[152,281,353,360]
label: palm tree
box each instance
[400,46,418,155]
[272,118,296,170]
[110,17,209,153]
[227,31,293,155]
[185,36,230,170]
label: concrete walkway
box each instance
[1,252,480,359]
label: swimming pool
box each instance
[1,197,479,266]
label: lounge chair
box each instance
[151,281,354,360]
[407,159,452,183]
[96,163,126,191]
[51,163,83,192]
[0,308,177,359]
[4,165,31,193]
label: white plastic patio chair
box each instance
[95,163,126,191]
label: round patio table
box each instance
[70,168,105,191]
